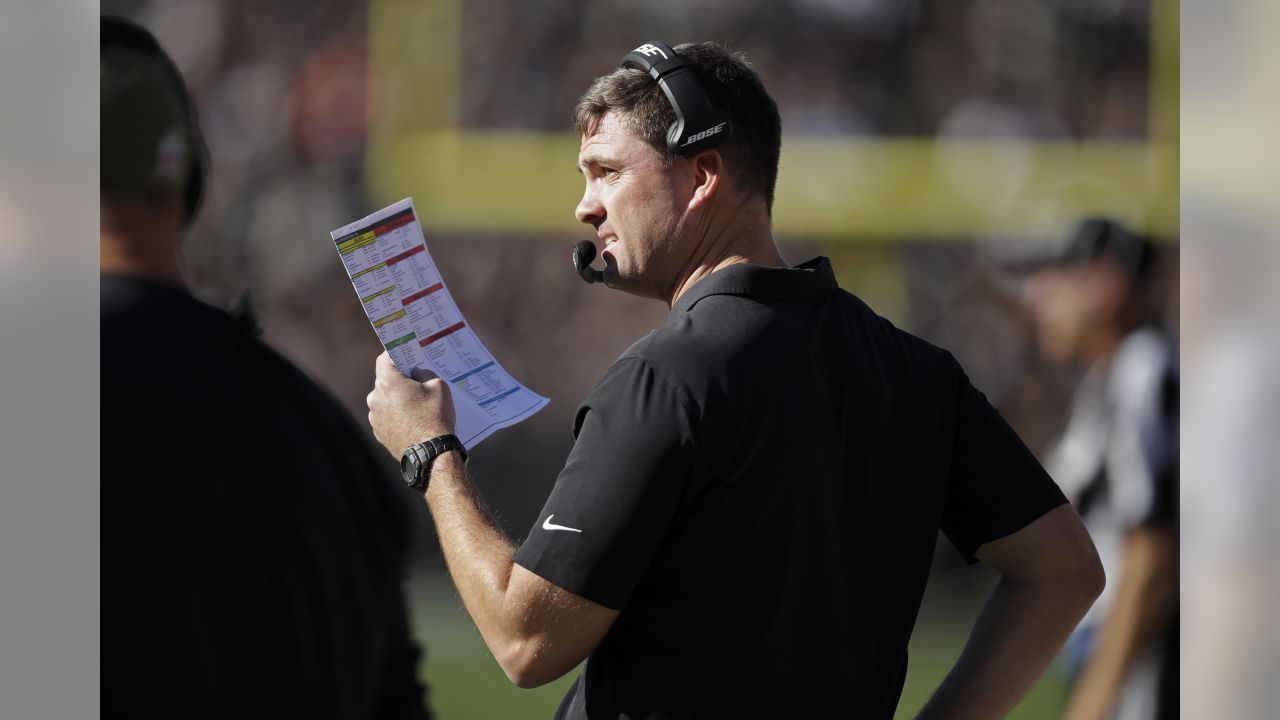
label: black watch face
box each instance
[401,451,420,485]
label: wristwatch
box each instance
[400,434,468,491]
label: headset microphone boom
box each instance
[572,240,605,284]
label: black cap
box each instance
[1057,218,1154,284]
[101,16,207,227]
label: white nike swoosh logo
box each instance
[542,514,582,533]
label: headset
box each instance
[619,41,733,155]
[101,16,208,228]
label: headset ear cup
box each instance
[177,53,208,228]
[183,122,208,228]
[103,16,206,227]
[183,153,203,228]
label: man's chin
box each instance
[602,267,646,297]
[602,266,625,290]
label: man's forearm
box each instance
[1063,526,1177,720]
[366,353,616,686]
[918,576,1095,720]
[420,452,618,687]
[422,452,523,660]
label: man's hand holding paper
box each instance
[367,352,457,459]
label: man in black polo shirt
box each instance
[367,41,1103,718]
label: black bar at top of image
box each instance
[333,207,416,245]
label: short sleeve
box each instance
[513,357,696,610]
[941,362,1068,563]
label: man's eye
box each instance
[602,167,618,178]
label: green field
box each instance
[406,571,1068,719]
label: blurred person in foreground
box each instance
[100,16,430,718]
[367,41,1103,718]
[1027,219,1179,720]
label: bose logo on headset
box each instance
[681,122,727,147]
[619,41,732,155]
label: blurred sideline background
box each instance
[100,1,1179,717]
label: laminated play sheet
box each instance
[331,198,548,449]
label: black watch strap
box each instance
[401,434,467,491]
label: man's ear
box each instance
[687,149,723,211]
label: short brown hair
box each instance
[574,42,782,213]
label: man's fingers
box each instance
[375,352,419,393]
[424,378,452,400]
[411,366,439,382]
[367,350,455,454]
[376,352,440,390]
[375,351,402,378]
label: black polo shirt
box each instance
[514,258,1065,718]
[103,275,430,719]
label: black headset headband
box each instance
[619,42,732,155]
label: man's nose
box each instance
[575,186,604,228]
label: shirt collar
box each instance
[669,256,838,319]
